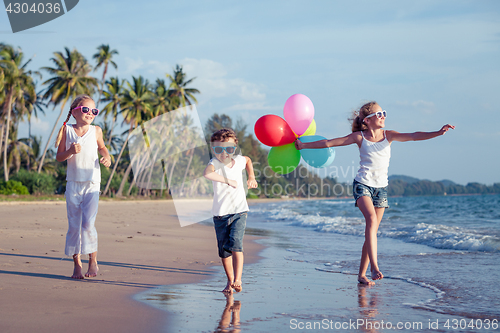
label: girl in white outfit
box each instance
[55,95,111,279]
[295,101,454,285]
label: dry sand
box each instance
[0,200,263,333]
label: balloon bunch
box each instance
[254,94,335,175]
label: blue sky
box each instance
[2,0,499,185]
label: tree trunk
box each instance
[106,115,116,147]
[0,123,4,168]
[116,145,143,197]
[136,157,151,196]
[38,96,69,173]
[116,161,133,197]
[167,159,177,195]
[127,175,137,196]
[145,150,160,190]
[123,153,140,196]
[103,122,133,196]
[160,160,169,197]
[3,90,14,181]
[180,149,194,196]
[129,149,150,192]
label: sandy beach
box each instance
[0,200,263,333]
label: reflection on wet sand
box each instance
[358,285,380,333]
[215,294,241,333]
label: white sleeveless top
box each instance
[65,124,101,183]
[354,130,391,188]
[208,155,249,217]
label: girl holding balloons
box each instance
[295,101,454,285]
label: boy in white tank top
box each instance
[203,128,258,293]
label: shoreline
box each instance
[0,200,265,333]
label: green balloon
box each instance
[268,143,301,175]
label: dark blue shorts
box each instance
[213,212,247,258]
[353,180,389,208]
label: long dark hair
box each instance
[349,101,377,132]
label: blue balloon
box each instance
[299,135,336,168]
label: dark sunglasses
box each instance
[73,106,100,116]
[212,146,236,154]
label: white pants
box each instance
[65,181,100,256]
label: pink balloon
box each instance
[283,94,314,136]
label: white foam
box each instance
[254,204,500,252]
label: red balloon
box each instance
[254,115,296,146]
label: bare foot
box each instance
[72,265,84,279]
[85,261,99,278]
[222,281,233,294]
[71,255,84,279]
[231,280,242,293]
[358,275,375,285]
[85,253,99,278]
[371,270,384,281]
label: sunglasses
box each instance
[73,106,100,116]
[364,110,387,119]
[212,146,236,154]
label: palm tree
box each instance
[103,76,153,196]
[5,125,32,175]
[151,79,176,117]
[166,65,200,107]
[24,85,46,170]
[20,135,40,171]
[38,47,98,173]
[100,77,122,146]
[0,44,37,181]
[93,44,118,108]
[0,67,6,162]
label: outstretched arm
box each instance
[387,124,455,143]
[295,132,360,150]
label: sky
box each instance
[1,0,499,185]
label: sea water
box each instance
[249,194,500,319]
[136,194,500,332]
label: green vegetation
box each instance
[388,175,500,196]
[0,179,29,195]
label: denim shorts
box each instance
[213,212,247,258]
[353,180,389,208]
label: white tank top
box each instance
[65,124,101,183]
[354,130,391,188]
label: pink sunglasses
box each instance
[72,106,99,116]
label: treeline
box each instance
[388,177,500,197]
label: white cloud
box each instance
[180,58,267,102]
[123,57,145,75]
[120,57,268,106]
[30,118,50,132]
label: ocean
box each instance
[136,194,500,332]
